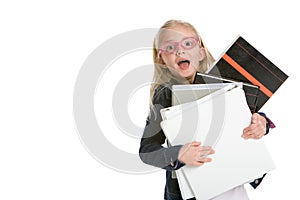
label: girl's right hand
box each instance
[178,141,215,166]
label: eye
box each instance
[165,44,176,52]
[183,38,196,48]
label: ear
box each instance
[198,47,206,62]
[157,53,166,66]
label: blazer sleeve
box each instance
[139,85,185,171]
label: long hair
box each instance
[149,20,215,104]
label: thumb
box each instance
[251,113,259,124]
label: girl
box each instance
[139,20,270,200]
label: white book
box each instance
[167,83,239,199]
[160,86,275,200]
[172,83,237,106]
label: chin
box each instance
[181,70,196,79]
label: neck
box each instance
[186,72,197,84]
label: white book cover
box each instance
[160,87,275,200]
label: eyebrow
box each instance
[161,39,174,43]
[160,36,197,46]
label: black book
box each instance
[204,36,289,111]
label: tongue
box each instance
[178,62,189,70]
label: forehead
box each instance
[159,25,196,43]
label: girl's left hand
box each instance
[242,113,267,140]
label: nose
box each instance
[176,49,185,56]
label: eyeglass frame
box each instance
[158,36,200,55]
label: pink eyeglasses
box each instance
[159,37,199,54]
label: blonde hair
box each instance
[149,20,215,103]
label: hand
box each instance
[178,141,215,166]
[242,113,266,140]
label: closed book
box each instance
[207,36,288,111]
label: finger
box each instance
[247,133,259,139]
[243,124,253,133]
[242,126,254,138]
[245,120,260,130]
[243,122,262,135]
[191,156,214,166]
[244,128,265,139]
[249,122,265,135]
[242,133,251,139]
[198,157,212,163]
[199,149,215,157]
[193,161,205,167]
[191,141,201,147]
[243,130,257,139]
[203,149,215,155]
[199,146,213,151]
[197,146,214,157]
[254,134,263,139]
[255,129,266,139]
[243,131,257,139]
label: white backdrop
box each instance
[1,0,299,199]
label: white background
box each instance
[1,0,299,199]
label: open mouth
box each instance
[177,60,190,70]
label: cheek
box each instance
[161,54,175,66]
[191,47,202,59]
[188,48,203,66]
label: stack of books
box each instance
[160,36,288,200]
